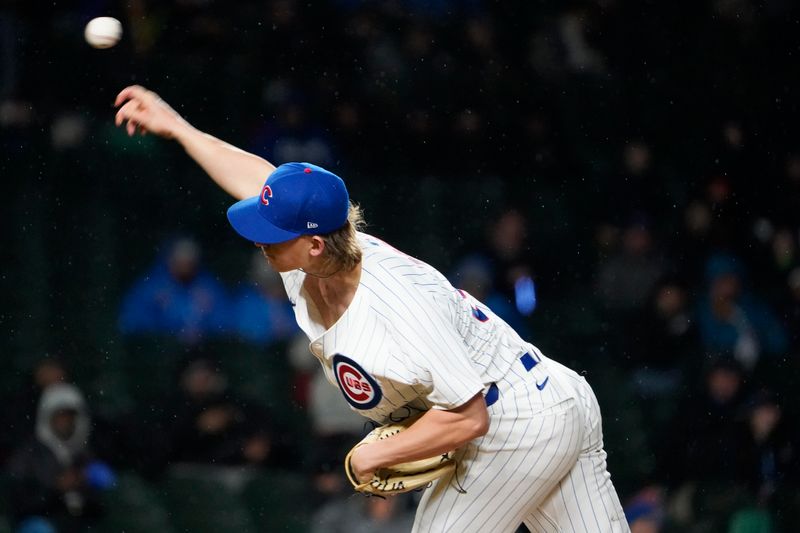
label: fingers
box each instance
[114,85,169,137]
[115,99,141,126]
[124,118,149,137]
[116,99,150,136]
[114,85,156,107]
[115,85,142,107]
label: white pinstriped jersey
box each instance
[283,231,629,532]
[281,232,532,422]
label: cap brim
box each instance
[227,197,301,244]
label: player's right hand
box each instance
[114,85,189,139]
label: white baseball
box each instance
[84,17,122,49]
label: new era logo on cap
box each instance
[227,162,350,244]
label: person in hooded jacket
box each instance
[6,383,110,533]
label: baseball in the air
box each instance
[84,17,122,49]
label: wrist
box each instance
[357,442,384,473]
[171,119,197,144]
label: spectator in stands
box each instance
[449,254,531,338]
[658,359,748,490]
[678,176,750,284]
[657,359,753,530]
[696,253,788,371]
[626,278,701,442]
[287,335,370,507]
[1,358,68,466]
[6,384,113,533]
[287,334,365,481]
[627,278,700,390]
[604,141,672,224]
[118,237,229,344]
[624,486,666,533]
[771,228,798,285]
[465,209,538,319]
[628,511,661,533]
[329,100,370,168]
[311,490,416,533]
[713,121,767,218]
[518,110,563,179]
[168,359,273,466]
[750,220,799,304]
[735,390,797,509]
[307,432,357,509]
[596,217,665,314]
[307,365,365,442]
[230,250,298,345]
[249,94,336,168]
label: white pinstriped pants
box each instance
[412,353,630,533]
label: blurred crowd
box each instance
[2,0,800,532]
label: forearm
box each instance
[114,85,276,201]
[173,124,276,201]
[358,393,489,472]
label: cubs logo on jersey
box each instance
[333,354,382,410]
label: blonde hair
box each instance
[320,202,366,272]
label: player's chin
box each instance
[265,259,293,273]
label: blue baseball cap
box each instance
[227,162,349,244]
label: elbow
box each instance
[471,409,490,439]
[445,393,491,447]
[451,417,487,450]
[459,403,490,444]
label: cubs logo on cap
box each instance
[260,185,273,205]
[227,162,350,244]
[333,354,382,410]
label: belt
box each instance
[484,351,541,407]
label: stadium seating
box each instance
[100,472,175,533]
[243,469,312,532]
[161,465,259,533]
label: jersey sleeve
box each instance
[390,309,486,411]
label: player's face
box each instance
[256,237,313,272]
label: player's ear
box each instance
[308,235,326,258]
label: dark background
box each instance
[1,1,799,532]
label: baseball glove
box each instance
[344,414,457,495]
